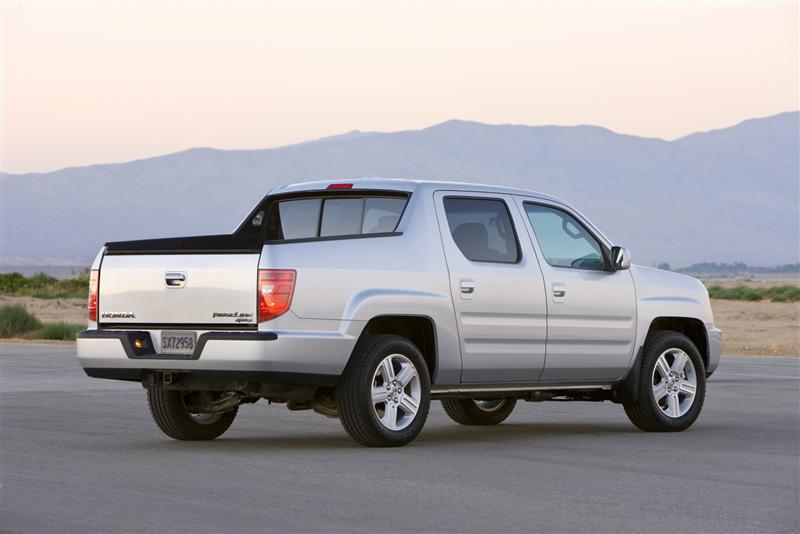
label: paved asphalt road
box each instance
[1,344,798,533]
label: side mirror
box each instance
[611,246,631,270]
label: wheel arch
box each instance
[618,316,708,404]
[646,316,709,370]
[349,315,438,383]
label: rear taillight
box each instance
[258,269,296,322]
[88,269,99,322]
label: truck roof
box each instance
[269,178,565,204]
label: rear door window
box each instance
[443,197,520,263]
[265,195,407,241]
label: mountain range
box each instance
[2,111,798,267]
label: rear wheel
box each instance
[441,398,517,425]
[147,388,238,440]
[337,335,431,447]
[623,331,706,432]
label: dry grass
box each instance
[711,299,799,356]
[701,279,799,355]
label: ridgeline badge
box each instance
[212,312,254,323]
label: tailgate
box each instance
[99,254,259,326]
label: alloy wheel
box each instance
[651,348,697,418]
[371,354,422,431]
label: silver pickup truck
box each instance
[77,179,720,447]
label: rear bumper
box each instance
[76,328,354,386]
[706,324,721,377]
[77,329,277,359]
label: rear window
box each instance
[263,195,407,241]
[278,199,321,239]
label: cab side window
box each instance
[443,197,520,263]
[524,203,605,270]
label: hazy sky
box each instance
[1,1,797,174]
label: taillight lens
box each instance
[88,269,99,322]
[258,270,296,322]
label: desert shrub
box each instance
[0,272,28,293]
[737,287,763,301]
[765,285,800,303]
[707,285,800,303]
[0,272,88,299]
[0,304,43,337]
[35,322,85,340]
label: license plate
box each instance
[161,331,196,354]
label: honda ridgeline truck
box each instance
[77,179,721,447]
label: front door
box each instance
[434,191,548,383]
[515,197,637,382]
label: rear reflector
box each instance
[327,183,353,189]
[258,269,296,322]
[88,269,99,321]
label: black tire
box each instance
[623,331,706,432]
[147,388,238,440]
[337,335,431,447]
[441,398,517,425]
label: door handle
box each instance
[552,283,566,301]
[460,280,475,294]
[459,279,475,300]
[165,272,187,288]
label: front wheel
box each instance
[441,398,517,425]
[147,389,238,440]
[337,335,431,447]
[623,331,706,432]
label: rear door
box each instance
[515,197,636,381]
[99,254,259,327]
[434,191,547,383]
